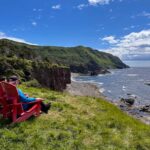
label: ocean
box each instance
[74,66,150,106]
[123,60,150,68]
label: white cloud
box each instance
[33,8,36,11]
[38,9,43,12]
[130,25,135,29]
[102,36,118,44]
[77,4,88,10]
[32,21,37,26]
[0,32,36,45]
[123,25,139,31]
[100,29,150,60]
[123,27,129,31]
[88,0,113,5]
[139,11,150,19]
[76,0,118,10]
[33,8,43,12]
[52,4,61,10]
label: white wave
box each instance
[71,77,77,82]
[122,85,126,89]
[97,82,103,85]
[99,88,105,93]
[98,74,104,77]
[127,74,138,77]
[122,85,126,91]
[88,80,96,83]
[128,94,137,99]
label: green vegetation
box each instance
[0,56,68,81]
[0,56,32,80]
[0,39,128,74]
[0,84,150,150]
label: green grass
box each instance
[0,84,150,150]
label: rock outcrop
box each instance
[120,98,135,106]
[32,62,71,91]
[140,105,150,113]
[145,82,150,86]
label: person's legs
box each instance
[40,102,51,114]
[24,102,51,114]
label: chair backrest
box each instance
[0,82,3,95]
[0,82,7,106]
[1,82,19,104]
[0,82,15,118]
[0,82,5,96]
[0,82,24,120]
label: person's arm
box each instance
[18,89,36,103]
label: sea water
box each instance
[74,67,150,106]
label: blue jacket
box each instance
[18,89,36,110]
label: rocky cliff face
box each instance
[31,63,71,91]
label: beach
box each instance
[65,80,104,98]
[65,73,105,98]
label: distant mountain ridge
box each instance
[0,39,128,74]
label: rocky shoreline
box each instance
[113,100,150,125]
[65,73,150,125]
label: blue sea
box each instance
[74,61,150,106]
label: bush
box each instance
[24,79,41,88]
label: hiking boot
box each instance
[42,103,51,114]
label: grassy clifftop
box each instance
[0,39,128,74]
[0,84,150,150]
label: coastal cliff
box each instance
[0,39,128,74]
[0,39,128,90]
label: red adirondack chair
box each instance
[0,82,42,123]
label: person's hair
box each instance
[8,75,19,82]
[0,76,7,82]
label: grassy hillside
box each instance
[0,39,128,73]
[0,84,150,150]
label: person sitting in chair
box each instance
[8,75,51,114]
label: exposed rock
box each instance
[127,93,132,96]
[126,93,137,99]
[140,105,150,113]
[100,69,110,74]
[32,62,71,91]
[145,82,150,86]
[120,98,135,106]
[90,70,100,76]
[90,69,110,76]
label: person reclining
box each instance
[8,76,51,114]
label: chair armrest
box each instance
[12,100,43,106]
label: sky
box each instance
[0,0,150,61]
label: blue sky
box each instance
[0,0,150,60]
